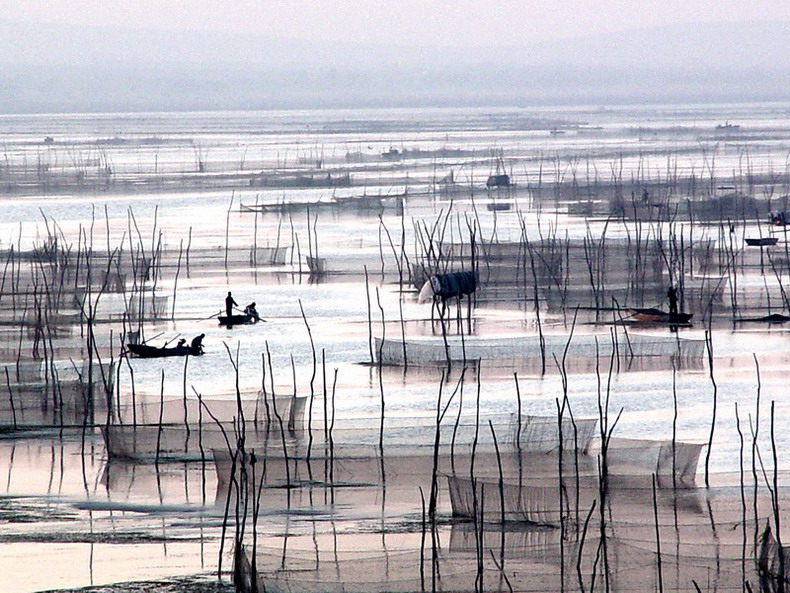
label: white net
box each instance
[375,332,706,366]
[603,437,704,483]
[509,414,598,453]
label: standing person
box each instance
[225,291,238,317]
[667,285,678,316]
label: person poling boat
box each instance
[667,285,678,316]
[225,291,238,318]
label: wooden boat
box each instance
[628,308,693,324]
[218,313,258,326]
[715,121,740,131]
[735,313,790,323]
[745,237,779,246]
[127,343,201,358]
[486,201,512,211]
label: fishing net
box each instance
[375,332,705,366]
[603,438,704,483]
[509,414,598,453]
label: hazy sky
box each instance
[6,0,789,47]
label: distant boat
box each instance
[745,237,778,247]
[240,192,403,214]
[716,121,740,131]
[381,147,401,160]
[735,313,790,323]
[628,308,693,324]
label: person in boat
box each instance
[244,302,260,321]
[667,285,679,316]
[190,333,205,354]
[176,338,188,353]
[225,292,238,317]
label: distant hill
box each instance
[512,21,790,71]
[0,19,787,112]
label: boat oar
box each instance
[140,331,164,345]
[162,334,181,347]
[234,305,267,322]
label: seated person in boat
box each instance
[176,338,188,353]
[244,302,260,321]
[190,333,205,354]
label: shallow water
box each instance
[2,103,790,591]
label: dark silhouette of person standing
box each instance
[225,292,238,317]
[667,286,678,316]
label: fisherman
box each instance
[190,333,205,355]
[176,338,187,353]
[667,285,679,316]
[225,291,238,317]
[244,302,260,322]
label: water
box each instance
[1,103,790,592]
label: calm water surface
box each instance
[1,103,790,592]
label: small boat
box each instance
[486,201,511,212]
[745,237,779,246]
[218,313,258,326]
[127,343,201,358]
[715,122,740,131]
[735,313,790,323]
[628,308,693,324]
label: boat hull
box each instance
[218,314,257,326]
[745,237,778,246]
[629,308,693,324]
[126,343,200,358]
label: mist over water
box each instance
[1,19,789,113]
